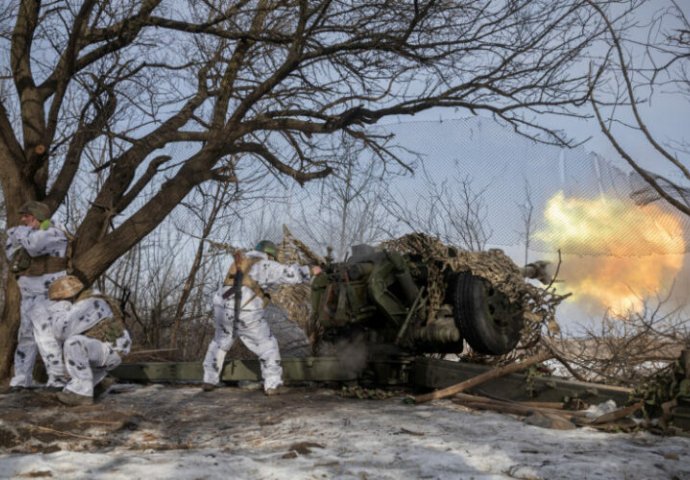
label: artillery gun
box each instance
[311,235,553,357]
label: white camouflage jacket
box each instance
[5,223,68,297]
[48,291,132,355]
[214,250,311,316]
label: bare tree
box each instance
[296,137,395,260]
[168,179,239,350]
[384,166,493,251]
[0,0,631,377]
[517,180,536,265]
[587,0,690,216]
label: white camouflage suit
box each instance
[202,250,312,391]
[5,224,68,388]
[47,291,132,397]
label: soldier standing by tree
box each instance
[202,240,320,395]
[2,201,68,391]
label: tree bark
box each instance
[0,280,21,381]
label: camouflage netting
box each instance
[253,229,569,362]
[382,233,529,303]
[382,233,566,362]
[633,351,690,421]
[273,226,324,342]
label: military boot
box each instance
[0,385,24,395]
[56,390,94,406]
[45,377,69,392]
[94,376,117,398]
[264,385,289,396]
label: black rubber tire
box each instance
[452,271,523,355]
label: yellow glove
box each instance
[40,219,52,230]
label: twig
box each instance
[30,424,99,441]
[127,348,177,356]
[542,338,589,382]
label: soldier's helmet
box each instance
[18,201,51,222]
[49,275,84,300]
[255,240,278,259]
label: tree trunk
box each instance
[0,280,21,381]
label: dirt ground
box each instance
[0,383,369,453]
[2,383,690,479]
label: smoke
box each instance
[669,254,690,314]
[318,334,369,376]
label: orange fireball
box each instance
[536,192,685,314]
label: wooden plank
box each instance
[415,351,553,403]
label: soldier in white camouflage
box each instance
[202,240,320,395]
[45,275,131,406]
[3,201,69,390]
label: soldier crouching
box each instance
[47,275,131,406]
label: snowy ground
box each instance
[1,384,689,479]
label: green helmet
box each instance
[255,240,278,258]
[18,201,51,222]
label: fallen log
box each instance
[414,351,553,404]
[452,393,589,421]
[454,392,645,430]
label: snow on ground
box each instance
[1,384,689,479]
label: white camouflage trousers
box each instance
[33,300,70,388]
[202,291,283,390]
[11,292,67,388]
[9,293,42,387]
[63,335,122,397]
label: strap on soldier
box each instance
[221,252,267,310]
[233,256,242,329]
[222,251,244,330]
[20,255,69,276]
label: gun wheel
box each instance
[452,271,523,355]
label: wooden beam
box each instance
[414,351,553,404]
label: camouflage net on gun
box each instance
[273,226,321,343]
[382,233,566,363]
[271,231,568,362]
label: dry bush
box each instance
[546,298,689,387]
